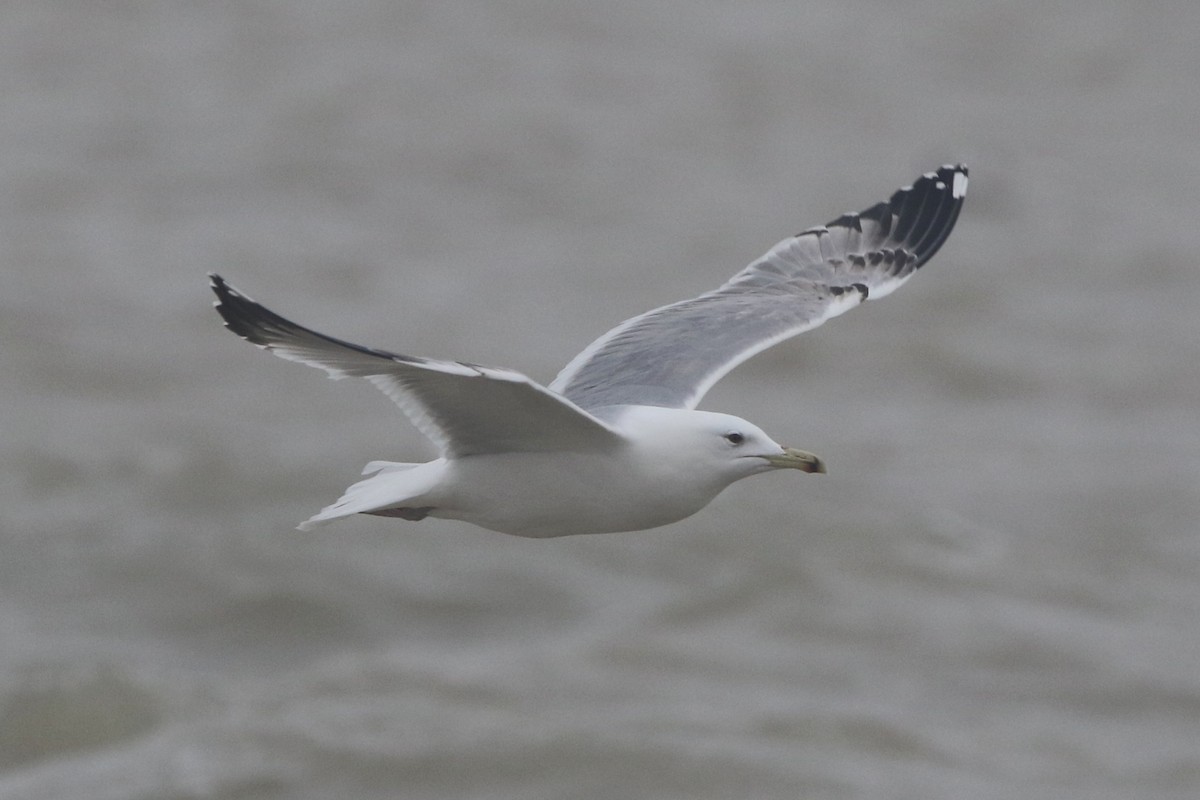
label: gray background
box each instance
[3,2,1198,798]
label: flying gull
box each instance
[211,164,967,537]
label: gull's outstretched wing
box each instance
[210,275,624,457]
[550,164,968,410]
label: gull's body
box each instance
[211,165,967,537]
[306,407,805,537]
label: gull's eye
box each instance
[724,432,745,445]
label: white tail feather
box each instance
[297,461,439,530]
[361,460,419,476]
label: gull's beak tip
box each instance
[765,447,826,474]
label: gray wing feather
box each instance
[210,275,624,457]
[550,164,967,410]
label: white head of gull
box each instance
[211,164,967,537]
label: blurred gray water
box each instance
[3,2,1199,798]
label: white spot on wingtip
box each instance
[935,181,946,190]
[952,171,968,198]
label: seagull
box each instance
[211,164,967,537]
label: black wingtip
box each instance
[208,274,419,366]
[822,164,967,271]
[208,272,233,304]
[208,274,287,347]
[884,164,968,267]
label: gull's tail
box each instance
[297,460,441,530]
